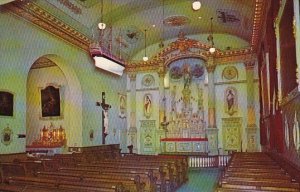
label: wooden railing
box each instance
[188,155,231,168]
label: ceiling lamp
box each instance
[143,29,149,61]
[192,1,201,11]
[98,23,106,30]
[98,0,106,30]
[90,0,124,76]
[207,17,216,54]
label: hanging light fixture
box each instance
[143,29,149,61]
[192,1,201,11]
[159,0,165,49]
[207,17,216,53]
[90,0,124,76]
[98,0,106,30]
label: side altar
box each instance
[26,123,66,156]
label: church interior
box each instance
[0,0,300,191]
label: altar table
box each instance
[26,145,63,156]
[160,138,208,153]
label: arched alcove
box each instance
[26,54,83,150]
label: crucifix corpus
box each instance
[96,92,111,144]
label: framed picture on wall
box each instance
[40,84,63,119]
[0,91,14,117]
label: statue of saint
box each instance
[144,95,152,118]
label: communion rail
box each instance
[188,155,230,168]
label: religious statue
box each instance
[144,94,152,118]
[225,88,237,116]
[182,84,191,108]
[171,86,177,112]
[182,63,192,89]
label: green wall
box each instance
[0,10,127,154]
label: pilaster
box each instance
[205,56,218,155]
[244,60,258,152]
[128,72,138,153]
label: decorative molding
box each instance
[142,74,155,87]
[222,66,238,80]
[31,57,56,69]
[250,0,267,51]
[205,57,216,73]
[4,2,91,51]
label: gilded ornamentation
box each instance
[222,66,238,80]
[1,125,13,146]
[5,2,90,51]
[205,57,216,73]
[222,118,241,151]
[142,74,155,87]
[251,0,266,51]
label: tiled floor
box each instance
[176,168,221,192]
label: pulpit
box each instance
[160,137,208,154]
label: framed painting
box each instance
[40,84,63,119]
[0,91,14,117]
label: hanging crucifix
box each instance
[96,92,111,144]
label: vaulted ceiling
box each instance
[3,0,266,62]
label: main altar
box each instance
[160,60,209,154]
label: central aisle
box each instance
[177,168,221,192]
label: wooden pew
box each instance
[217,152,300,192]
[5,176,124,192]
[77,162,174,191]
[36,171,145,192]
[120,155,188,184]
[58,167,157,192]
[0,163,26,178]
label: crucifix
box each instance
[96,92,111,144]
